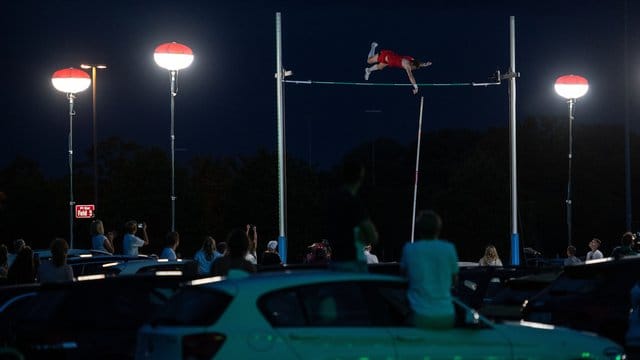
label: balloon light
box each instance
[154,42,194,71]
[51,68,91,94]
[554,74,589,99]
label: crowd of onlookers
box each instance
[0,218,289,285]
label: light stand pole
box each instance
[566,98,575,247]
[154,42,194,232]
[80,64,106,216]
[52,68,91,249]
[555,74,589,247]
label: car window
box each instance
[260,281,382,327]
[260,289,306,326]
[150,287,233,326]
[362,281,411,326]
[298,282,371,326]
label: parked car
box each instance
[136,270,624,359]
[0,274,191,359]
[480,270,559,321]
[522,256,640,345]
[100,258,198,277]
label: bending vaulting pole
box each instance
[509,16,520,265]
[276,12,287,263]
[410,96,425,243]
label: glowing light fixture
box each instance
[554,74,588,247]
[154,42,194,71]
[554,74,589,100]
[51,68,91,249]
[51,68,91,94]
[154,42,194,232]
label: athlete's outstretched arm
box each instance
[404,67,418,94]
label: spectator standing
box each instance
[245,224,258,265]
[479,245,503,266]
[363,244,379,264]
[7,238,25,268]
[7,246,35,285]
[211,228,256,276]
[217,242,227,256]
[160,232,180,261]
[564,245,583,266]
[400,210,458,330]
[122,221,149,256]
[586,238,604,260]
[194,236,222,274]
[90,219,114,254]
[37,238,74,283]
[262,240,282,266]
[0,244,8,278]
[612,232,638,259]
[327,160,378,268]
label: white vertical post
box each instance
[509,16,520,265]
[410,96,425,243]
[276,12,287,262]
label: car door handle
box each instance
[289,333,323,341]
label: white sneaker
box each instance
[364,68,371,81]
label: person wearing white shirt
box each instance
[160,232,180,261]
[586,238,604,260]
[122,221,149,256]
[363,244,379,264]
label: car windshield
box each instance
[150,287,232,326]
[548,274,602,295]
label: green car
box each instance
[136,270,624,359]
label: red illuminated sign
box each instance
[75,205,95,219]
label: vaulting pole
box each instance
[410,96,425,243]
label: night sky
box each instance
[2,0,639,176]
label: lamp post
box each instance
[554,74,589,247]
[51,68,92,249]
[80,64,107,216]
[154,42,193,232]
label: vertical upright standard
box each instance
[276,12,288,262]
[410,97,425,243]
[51,68,92,249]
[153,42,194,232]
[508,16,520,265]
[624,0,632,231]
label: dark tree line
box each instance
[0,117,637,263]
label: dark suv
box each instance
[522,256,640,345]
[0,275,194,359]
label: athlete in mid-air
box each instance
[364,42,432,95]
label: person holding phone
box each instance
[122,220,149,256]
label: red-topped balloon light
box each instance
[154,42,194,71]
[554,74,589,100]
[51,68,91,94]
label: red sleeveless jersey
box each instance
[378,50,414,68]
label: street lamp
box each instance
[154,42,194,232]
[51,67,92,249]
[80,64,107,217]
[554,74,589,247]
